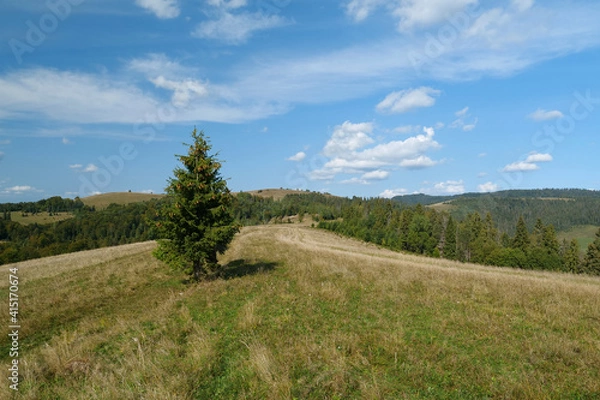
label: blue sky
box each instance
[1,0,600,201]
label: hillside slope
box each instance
[1,226,599,399]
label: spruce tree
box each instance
[563,238,581,273]
[583,228,600,275]
[512,216,530,252]
[443,215,457,260]
[154,128,239,281]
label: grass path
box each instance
[1,225,599,399]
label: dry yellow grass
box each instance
[1,225,599,399]
[81,192,165,209]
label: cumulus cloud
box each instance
[455,106,469,117]
[478,181,499,192]
[379,188,408,198]
[502,152,552,172]
[135,0,180,19]
[287,151,306,162]
[311,124,441,182]
[69,164,83,169]
[421,180,465,195]
[323,121,374,157]
[399,155,438,169]
[376,87,441,114]
[528,108,564,121]
[361,170,390,180]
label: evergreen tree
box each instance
[583,228,600,275]
[563,238,581,273]
[512,216,530,252]
[154,128,239,281]
[443,216,457,260]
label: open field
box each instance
[238,188,334,201]
[557,225,599,254]
[81,192,165,209]
[10,212,74,226]
[1,225,599,399]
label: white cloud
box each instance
[462,120,478,131]
[528,108,564,121]
[376,87,441,114]
[287,151,306,162]
[455,106,469,117]
[399,155,438,169]
[312,125,441,181]
[150,76,209,108]
[193,12,289,45]
[2,185,41,194]
[393,0,478,31]
[323,121,374,157]
[422,180,465,195]
[83,164,99,173]
[62,137,72,145]
[379,188,408,198]
[135,0,180,19]
[525,152,552,163]
[69,164,83,169]
[393,125,421,134]
[207,0,247,10]
[502,161,539,172]
[127,53,196,79]
[361,170,390,180]
[342,170,390,184]
[345,0,385,22]
[478,181,499,192]
[511,0,534,12]
[450,107,477,131]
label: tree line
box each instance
[2,191,599,275]
[318,198,600,275]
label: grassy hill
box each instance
[81,192,165,209]
[1,226,600,398]
[237,188,335,201]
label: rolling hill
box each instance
[81,192,165,209]
[1,225,599,399]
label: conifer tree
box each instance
[563,238,581,273]
[443,215,457,260]
[154,128,239,281]
[583,228,600,275]
[512,216,530,252]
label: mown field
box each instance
[1,225,599,399]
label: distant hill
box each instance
[82,192,165,209]
[392,188,600,205]
[236,188,336,201]
[393,188,600,233]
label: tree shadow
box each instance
[220,259,280,280]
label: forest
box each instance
[1,190,599,274]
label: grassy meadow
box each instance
[81,192,165,209]
[1,225,599,399]
[11,212,74,226]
